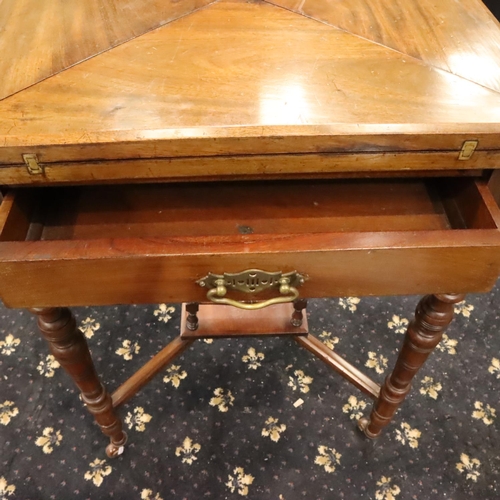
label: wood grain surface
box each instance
[34,180,452,241]
[0,0,214,101]
[0,152,495,186]
[1,234,499,307]
[1,0,500,168]
[111,336,195,407]
[1,179,499,307]
[267,0,500,93]
[295,334,380,399]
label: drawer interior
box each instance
[1,178,499,242]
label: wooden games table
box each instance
[1,0,500,457]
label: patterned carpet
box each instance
[1,285,499,499]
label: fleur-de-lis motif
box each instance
[0,334,20,356]
[36,354,60,378]
[141,489,163,500]
[175,437,201,465]
[0,477,16,499]
[0,401,19,426]
[35,427,63,454]
[456,453,481,482]
[226,467,254,496]
[319,331,340,350]
[488,357,500,379]
[115,339,140,360]
[80,317,101,339]
[375,477,401,500]
[261,417,286,442]
[209,388,235,412]
[472,401,496,425]
[394,422,421,448]
[287,369,313,393]
[242,347,265,370]
[124,406,152,432]
[339,297,360,312]
[314,446,342,473]
[454,301,474,318]
[419,376,442,400]
[84,459,112,487]
[436,333,458,355]
[387,315,409,334]
[365,352,388,374]
[342,395,367,421]
[153,304,176,323]
[163,364,187,388]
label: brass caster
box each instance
[357,417,380,439]
[105,432,128,458]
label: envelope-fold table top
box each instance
[1,0,500,181]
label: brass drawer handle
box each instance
[207,277,299,310]
[197,270,306,310]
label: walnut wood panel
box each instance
[0,0,214,101]
[0,192,16,241]
[0,169,483,190]
[6,179,464,241]
[0,152,496,186]
[0,191,37,242]
[36,180,453,240]
[440,179,500,230]
[489,170,500,206]
[1,0,500,168]
[2,129,500,166]
[267,0,500,93]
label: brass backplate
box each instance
[197,270,306,294]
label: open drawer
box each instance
[0,178,500,308]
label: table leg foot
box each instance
[30,307,127,456]
[359,293,464,438]
[357,417,380,439]
[106,431,128,458]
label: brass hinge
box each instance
[458,140,478,160]
[22,154,44,175]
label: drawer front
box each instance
[1,179,500,308]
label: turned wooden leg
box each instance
[291,299,308,327]
[358,293,465,438]
[185,302,199,331]
[31,307,127,457]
